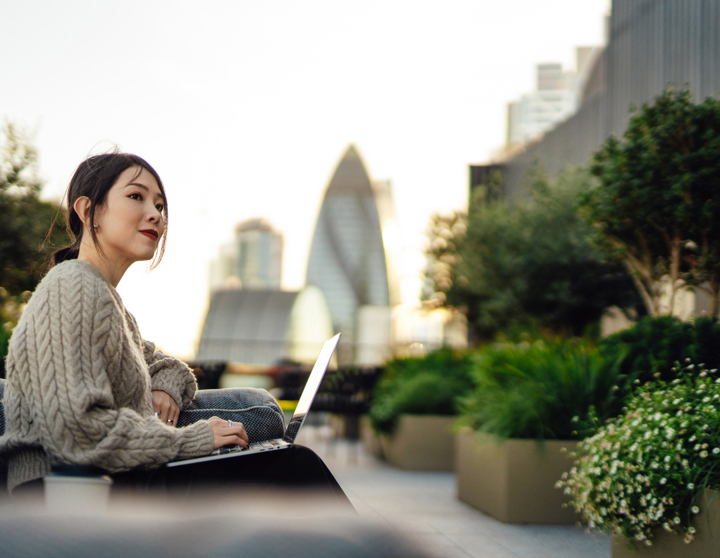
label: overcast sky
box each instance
[1,0,610,358]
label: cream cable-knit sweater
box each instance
[0,260,214,493]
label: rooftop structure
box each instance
[195,285,333,365]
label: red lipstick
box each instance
[140,229,158,240]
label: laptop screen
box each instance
[283,333,341,443]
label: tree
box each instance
[582,89,720,316]
[0,121,68,356]
[424,167,641,341]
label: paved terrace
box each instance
[297,425,611,558]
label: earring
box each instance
[93,224,98,231]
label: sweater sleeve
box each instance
[142,339,198,410]
[16,270,214,471]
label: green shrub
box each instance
[368,348,473,434]
[600,316,720,393]
[459,340,622,440]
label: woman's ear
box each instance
[73,196,93,229]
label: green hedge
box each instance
[459,340,622,440]
[599,316,720,392]
[368,348,473,435]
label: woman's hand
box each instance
[152,390,180,427]
[208,416,250,450]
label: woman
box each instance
[0,153,350,506]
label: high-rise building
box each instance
[209,218,283,291]
[305,144,400,364]
[506,48,597,147]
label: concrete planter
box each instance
[456,428,578,524]
[612,489,720,558]
[380,415,456,471]
[359,415,384,459]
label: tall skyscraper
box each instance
[305,144,400,364]
[209,218,283,291]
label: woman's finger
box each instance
[226,421,249,444]
[168,408,179,428]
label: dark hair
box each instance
[51,152,168,269]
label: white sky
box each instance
[1,0,609,359]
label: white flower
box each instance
[688,527,696,534]
[674,517,681,524]
[688,483,695,490]
[713,448,719,455]
[692,506,700,514]
[701,451,709,458]
[660,478,667,485]
[673,399,682,405]
[664,456,671,463]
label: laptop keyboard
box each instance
[211,438,284,455]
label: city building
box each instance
[305,144,401,365]
[195,285,333,366]
[506,48,597,148]
[478,1,720,201]
[209,218,283,291]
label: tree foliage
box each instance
[0,121,68,355]
[424,167,641,341]
[581,89,720,316]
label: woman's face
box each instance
[93,166,166,267]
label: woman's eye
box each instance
[156,204,165,213]
[129,193,142,201]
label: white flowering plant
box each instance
[558,361,720,548]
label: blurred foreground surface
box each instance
[300,423,610,558]
[0,423,610,558]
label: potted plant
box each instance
[559,361,720,556]
[367,348,473,470]
[456,339,621,524]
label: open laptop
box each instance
[166,333,341,468]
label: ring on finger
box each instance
[228,420,233,427]
[167,419,173,424]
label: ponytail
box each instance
[52,243,81,266]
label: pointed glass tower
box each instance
[305,145,395,362]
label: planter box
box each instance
[380,415,456,471]
[612,489,720,558]
[456,428,578,524]
[359,415,384,459]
